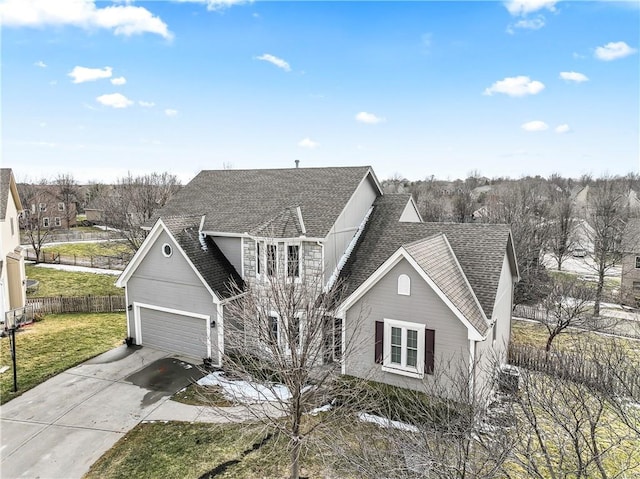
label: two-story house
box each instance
[1,169,27,323]
[116,166,518,397]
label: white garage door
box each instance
[139,307,209,359]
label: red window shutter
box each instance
[425,328,435,374]
[375,321,384,364]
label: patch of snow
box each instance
[197,371,291,404]
[358,412,419,433]
[309,404,332,415]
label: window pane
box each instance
[287,245,299,278]
[391,327,401,346]
[256,242,262,274]
[267,245,277,276]
[407,329,417,349]
[268,316,278,342]
[407,348,417,367]
[391,345,401,364]
[391,327,402,364]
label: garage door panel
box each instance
[139,308,208,359]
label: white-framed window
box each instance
[58,202,65,211]
[264,311,303,353]
[162,243,173,257]
[381,318,425,379]
[266,244,277,276]
[39,203,47,212]
[398,274,411,296]
[287,244,300,279]
[636,256,640,269]
[54,217,62,227]
[42,217,50,228]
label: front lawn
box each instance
[26,264,123,298]
[84,421,332,479]
[0,312,126,404]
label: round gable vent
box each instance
[162,243,173,257]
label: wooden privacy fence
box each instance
[509,344,640,400]
[26,295,126,315]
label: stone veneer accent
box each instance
[243,238,324,286]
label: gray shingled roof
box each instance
[0,169,13,221]
[152,167,376,238]
[404,234,488,335]
[340,194,514,321]
[622,218,640,253]
[250,206,304,238]
[162,216,243,299]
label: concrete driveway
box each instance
[0,346,204,479]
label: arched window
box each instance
[398,274,411,296]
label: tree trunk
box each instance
[290,435,301,479]
[593,272,604,317]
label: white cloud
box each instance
[96,93,133,108]
[165,109,178,116]
[68,66,112,83]
[559,71,589,83]
[483,76,545,97]
[504,0,558,16]
[34,60,47,68]
[521,120,549,132]
[555,124,571,133]
[0,0,173,39]
[298,138,319,149]
[594,41,637,61]
[110,76,126,85]
[507,15,545,33]
[138,100,155,107]
[176,0,251,11]
[255,53,291,72]
[355,111,385,124]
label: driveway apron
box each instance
[0,346,200,479]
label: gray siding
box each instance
[213,236,242,277]
[399,199,421,222]
[473,253,514,396]
[491,254,513,363]
[344,258,470,399]
[125,230,219,357]
[324,176,378,284]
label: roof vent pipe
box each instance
[295,159,300,168]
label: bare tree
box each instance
[54,173,79,230]
[100,172,181,251]
[509,338,640,479]
[452,186,475,223]
[537,276,594,352]
[411,176,448,222]
[17,179,53,262]
[546,188,576,271]
[484,178,551,304]
[583,178,627,316]
[214,269,367,479]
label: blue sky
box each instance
[1,0,638,184]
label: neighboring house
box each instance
[21,185,77,229]
[1,169,27,322]
[116,166,518,398]
[621,218,640,307]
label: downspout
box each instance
[469,339,476,404]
